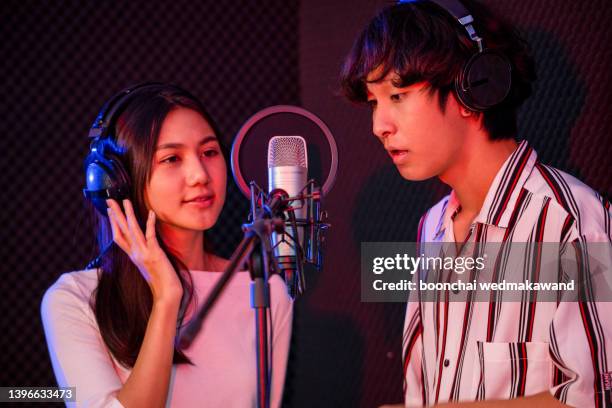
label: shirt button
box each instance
[443,359,450,368]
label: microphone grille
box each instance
[268,136,307,168]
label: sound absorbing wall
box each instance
[2,1,610,407]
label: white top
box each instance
[41,269,293,408]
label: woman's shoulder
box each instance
[45,268,100,297]
[41,269,100,318]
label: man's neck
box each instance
[440,137,518,218]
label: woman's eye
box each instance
[366,99,377,109]
[160,155,179,164]
[202,149,220,158]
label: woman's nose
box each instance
[186,158,210,186]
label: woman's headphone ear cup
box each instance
[83,138,132,214]
[105,153,131,192]
[454,51,512,111]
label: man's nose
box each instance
[372,107,395,141]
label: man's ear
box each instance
[459,106,473,117]
[450,91,484,126]
[455,96,474,118]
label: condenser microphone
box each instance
[268,136,308,297]
[231,105,337,298]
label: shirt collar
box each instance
[434,140,537,238]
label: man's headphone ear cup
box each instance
[454,51,512,111]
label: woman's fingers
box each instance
[107,206,130,252]
[106,199,131,245]
[123,199,147,249]
[145,210,160,247]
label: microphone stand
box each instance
[178,184,286,408]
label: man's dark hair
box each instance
[340,0,536,140]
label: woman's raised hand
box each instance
[106,199,183,305]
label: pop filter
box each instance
[231,105,338,197]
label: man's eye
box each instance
[161,155,179,164]
[390,93,403,102]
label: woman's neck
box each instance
[157,224,209,270]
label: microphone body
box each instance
[267,136,308,296]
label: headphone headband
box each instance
[398,0,483,52]
[88,82,164,139]
[430,0,483,51]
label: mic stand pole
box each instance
[247,218,277,408]
[178,196,284,408]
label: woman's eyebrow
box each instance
[156,135,217,151]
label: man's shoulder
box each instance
[526,163,610,237]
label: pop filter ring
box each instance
[231,105,338,197]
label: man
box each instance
[340,1,611,406]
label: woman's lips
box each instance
[184,195,215,208]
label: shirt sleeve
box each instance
[41,274,125,408]
[549,232,612,407]
[269,275,294,408]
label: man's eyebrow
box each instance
[156,135,218,151]
[366,77,393,85]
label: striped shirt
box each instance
[402,140,612,407]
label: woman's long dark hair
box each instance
[86,84,223,368]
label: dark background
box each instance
[2,0,610,407]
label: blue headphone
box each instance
[83,82,164,214]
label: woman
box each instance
[41,83,293,407]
